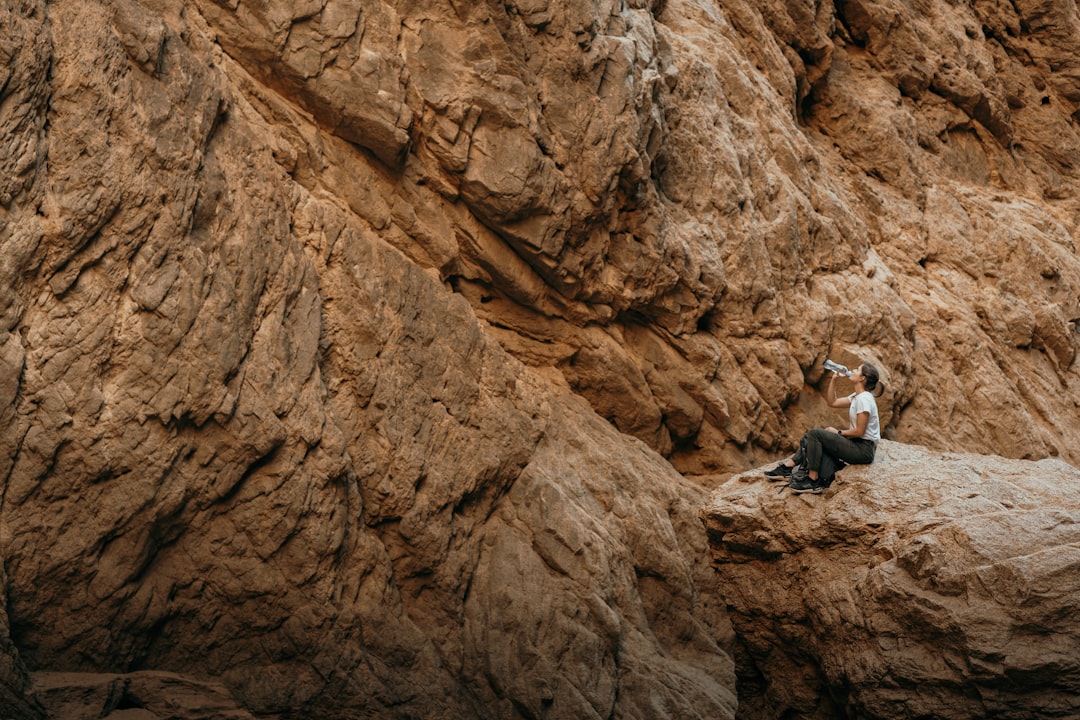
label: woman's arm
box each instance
[840,411,869,438]
[826,373,852,408]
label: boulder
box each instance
[702,440,1080,719]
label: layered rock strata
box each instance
[702,441,1080,720]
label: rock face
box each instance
[2,2,737,717]
[1,0,1080,718]
[702,441,1080,720]
[32,671,257,720]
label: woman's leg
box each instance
[814,431,876,466]
[765,436,805,478]
[787,435,809,468]
[803,429,829,479]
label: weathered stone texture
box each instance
[2,2,737,717]
[1,0,1080,717]
[702,441,1080,720]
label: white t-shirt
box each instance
[848,391,880,442]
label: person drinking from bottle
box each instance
[764,361,884,493]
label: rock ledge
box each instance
[702,440,1080,720]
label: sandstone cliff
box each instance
[1,0,1080,718]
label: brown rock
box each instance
[0,566,45,720]
[3,0,1080,717]
[194,0,413,167]
[33,671,255,720]
[702,440,1080,719]
[0,6,736,718]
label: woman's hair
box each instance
[861,362,885,397]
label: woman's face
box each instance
[849,364,865,383]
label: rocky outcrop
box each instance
[702,441,1080,720]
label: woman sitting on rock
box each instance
[765,361,884,493]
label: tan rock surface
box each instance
[2,3,736,717]
[2,0,1080,717]
[702,441,1080,719]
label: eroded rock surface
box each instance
[1,4,737,717]
[2,0,1080,718]
[702,441,1080,720]
[33,671,256,720]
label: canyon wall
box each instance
[1,0,1079,717]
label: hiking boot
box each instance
[764,464,793,480]
[789,477,825,494]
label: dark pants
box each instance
[792,428,876,474]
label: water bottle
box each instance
[823,359,851,376]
